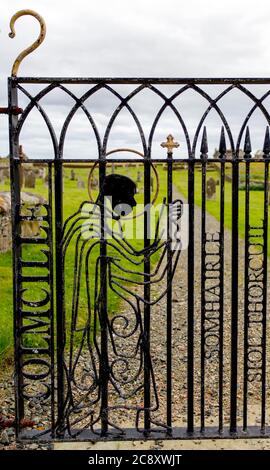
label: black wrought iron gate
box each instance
[5,73,270,442]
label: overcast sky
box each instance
[1,0,270,159]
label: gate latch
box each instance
[0,106,23,115]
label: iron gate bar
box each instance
[244,146,251,431]
[187,159,195,433]
[218,128,226,434]
[99,159,109,436]
[200,127,207,433]
[262,137,270,431]
[166,143,173,433]
[18,426,270,442]
[230,155,239,434]
[8,78,23,436]
[0,106,23,115]
[143,156,151,435]
[55,158,65,435]
[46,162,55,436]
[17,158,270,164]
[13,77,270,84]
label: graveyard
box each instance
[0,157,268,362]
[0,161,168,360]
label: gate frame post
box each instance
[8,76,23,436]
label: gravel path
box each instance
[1,186,270,448]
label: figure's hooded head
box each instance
[97,174,137,217]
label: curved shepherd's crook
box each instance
[9,10,46,76]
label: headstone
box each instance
[90,177,98,189]
[0,168,9,179]
[0,216,11,252]
[77,178,85,189]
[33,166,45,179]
[206,177,216,200]
[70,169,76,180]
[136,171,142,183]
[0,192,12,252]
[19,192,46,239]
[24,171,36,189]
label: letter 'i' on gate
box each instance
[2,8,270,442]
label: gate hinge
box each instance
[0,106,23,115]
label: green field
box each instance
[0,162,268,362]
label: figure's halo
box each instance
[87,149,160,220]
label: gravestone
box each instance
[0,167,9,180]
[90,177,98,189]
[136,171,142,183]
[77,178,85,189]
[0,216,11,252]
[24,171,36,189]
[206,177,216,200]
[33,166,46,180]
[0,192,12,252]
[70,169,76,180]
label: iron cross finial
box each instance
[161,134,179,154]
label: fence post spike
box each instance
[218,126,227,158]
[244,126,252,158]
[200,126,208,158]
[263,126,270,157]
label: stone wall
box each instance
[0,214,11,253]
[0,192,45,253]
[0,193,11,253]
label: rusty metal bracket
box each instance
[0,106,23,115]
[9,10,46,77]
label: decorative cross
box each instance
[161,134,179,154]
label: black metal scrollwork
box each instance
[57,178,183,436]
